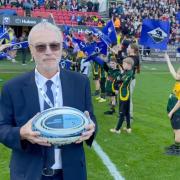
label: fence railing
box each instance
[139,45,180,62]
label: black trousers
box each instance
[116,100,131,130]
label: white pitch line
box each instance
[92,140,124,180]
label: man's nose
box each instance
[44,45,52,54]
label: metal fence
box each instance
[139,45,180,62]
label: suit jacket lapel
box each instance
[60,69,74,107]
[22,71,40,118]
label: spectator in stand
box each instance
[108,0,179,44]
[23,0,34,17]
[61,0,67,11]
[10,0,18,7]
[93,0,99,12]
[71,0,78,11]
[45,0,56,9]
[76,14,83,25]
[113,15,121,31]
[97,19,103,27]
[32,0,40,9]
[78,0,87,12]
[87,0,93,12]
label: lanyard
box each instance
[35,74,60,108]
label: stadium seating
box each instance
[0,5,101,27]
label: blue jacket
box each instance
[0,69,97,180]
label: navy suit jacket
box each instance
[0,69,97,180]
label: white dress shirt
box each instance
[35,68,63,169]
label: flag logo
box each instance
[148,27,168,43]
[108,27,113,34]
[12,44,22,50]
[3,17,10,24]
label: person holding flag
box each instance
[165,53,180,156]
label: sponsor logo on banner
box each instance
[3,17,10,24]
[15,18,21,24]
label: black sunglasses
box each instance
[32,43,61,53]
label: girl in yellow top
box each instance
[165,53,180,155]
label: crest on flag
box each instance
[139,19,170,50]
[148,27,168,43]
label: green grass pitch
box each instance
[0,56,180,180]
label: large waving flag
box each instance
[73,38,107,56]
[91,27,112,46]
[102,20,117,44]
[139,19,170,50]
[96,41,107,55]
[9,41,29,50]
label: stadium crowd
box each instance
[0,0,100,12]
[109,0,179,45]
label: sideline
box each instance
[92,141,124,180]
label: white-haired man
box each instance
[0,22,97,180]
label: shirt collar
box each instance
[35,68,60,88]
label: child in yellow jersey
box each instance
[110,57,134,134]
[165,53,180,155]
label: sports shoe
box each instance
[164,144,177,151]
[96,96,101,100]
[12,59,17,63]
[98,98,106,103]
[110,128,121,134]
[165,148,180,156]
[126,128,132,133]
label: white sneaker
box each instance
[126,128,132,133]
[12,59,17,63]
[96,96,101,100]
[110,128,121,134]
[98,98,106,103]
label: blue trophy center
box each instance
[44,114,82,129]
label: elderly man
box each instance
[0,22,97,180]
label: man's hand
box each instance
[20,114,51,146]
[75,111,95,144]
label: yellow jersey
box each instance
[173,81,180,100]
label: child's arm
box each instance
[168,100,180,119]
[164,53,176,79]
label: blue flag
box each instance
[72,38,86,51]
[91,27,112,46]
[83,42,98,56]
[0,52,12,60]
[139,19,170,50]
[102,20,117,44]
[64,25,71,35]
[73,38,107,56]
[9,41,29,50]
[96,41,107,55]
[60,59,72,70]
[176,11,180,24]
[0,29,10,41]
